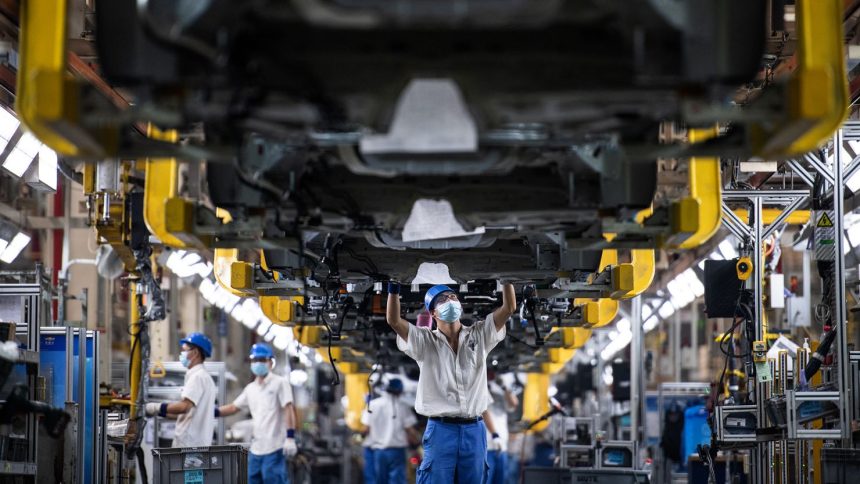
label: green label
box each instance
[184,470,204,484]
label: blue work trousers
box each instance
[417,419,488,484]
[248,449,289,484]
[364,447,377,484]
[486,450,507,484]
[374,447,407,484]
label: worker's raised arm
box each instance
[492,283,517,330]
[386,282,411,341]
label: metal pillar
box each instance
[751,197,768,484]
[630,296,643,448]
[833,130,852,442]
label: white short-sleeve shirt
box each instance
[360,393,417,449]
[396,312,505,418]
[233,372,295,456]
[173,364,217,448]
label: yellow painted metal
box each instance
[82,163,95,194]
[522,373,550,432]
[296,325,323,347]
[757,0,848,156]
[143,126,187,248]
[610,264,634,299]
[164,197,208,247]
[573,298,618,328]
[621,249,655,299]
[213,248,256,297]
[542,327,592,373]
[666,198,700,247]
[679,126,722,249]
[230,261,254,290]
[318,346,359,374]
[731,208,810,226]
[149,361,166,379]
[259,296,302,326]
[16,0,101,156]
[573,248,620,328]
[344,373,369,432]
[129,282,142,419]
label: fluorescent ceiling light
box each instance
[718,240,738,260]
[643,316,659,332]
[3,133,40,177]
[0,232,30,263]
[658,301,675,319]
[0,108,18,151]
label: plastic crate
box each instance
[822,448,860,484]
[152,445,248,484]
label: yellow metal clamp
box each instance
[143,126,188,248]
[259,295,303,326]
[679,126,722,249]
[213,248,257,297]
[16,0,104,157]
[755,0,848,156]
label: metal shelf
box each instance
[16,349,38,365]
[0,460,37,475]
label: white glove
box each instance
[489,434,505,452]
[283,437,298,457]
[145,402,162,417]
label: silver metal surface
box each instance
[833,130,852,443]
[723,189,811,200]
[761,195,808,240]
[786,159,815,187]
[630,296,642,449]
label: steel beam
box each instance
[786,159,816,187]
[834,129,852,443]
[723,189,811,200]
[762,196,809,240]
[804,152,836,184]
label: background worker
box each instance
[361,378,420,484]
[145,332,216,448]
[217,343,298,484]
[386,281,516,484]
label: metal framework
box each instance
[717,127,859,484]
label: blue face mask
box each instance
[435,301,462,323]
[179,351,191,368]
[251,362,269,376]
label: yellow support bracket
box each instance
[620,249,655,299]
[296,325,324,348]
[679,126,722,249]
[259,296,303,326]
[522,373,550,432]
[16,0,105,157]
[580,298,619,328]
[610,264,634,299]
[731,208,810,226]
[213,248,256,297]
[344,373,369,432]
[756,0,848,156]
[666,198,700,247]
[143,126,188,248]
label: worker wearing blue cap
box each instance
[361,378,420,484]
[145,332,217,448]
[386,281,517,484]
[217,343,297,484]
